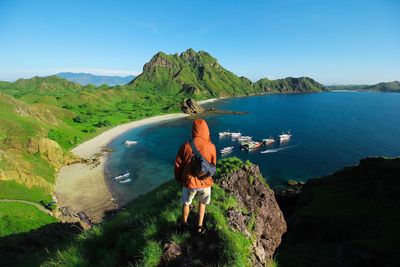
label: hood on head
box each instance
[192,119,210,141]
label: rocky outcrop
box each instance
[27,137,66,168]
[181,98,204,114]
[275,157,400,267]
[215,164,287,266]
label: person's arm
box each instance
[211,144,217,165]
[174,144,189,183]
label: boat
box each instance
[237,136,252,142]
[124,140,138,146]
[219,131,231,137]
[118,178,131,184]
[279,131,292,142]
[113,172,130,181]
[260,149,278,154]
[262,137,275,145]
[220,146,234,154]
[242,141,262,150]
[230,132,242,139]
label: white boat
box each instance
[220,146,234,154]
[279,131,292,142]
[219,131,231,137]
[118,178,131,184]
[230,132,242,139]
[113,172,130,181]
[262,137,275,145]
[124,140,138,146]
[237,136,252,142]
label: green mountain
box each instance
[129,49,257,98]
[254,76,326,93]
[364,81,400,92]
[327,81,400,92]
[56,72,136,86]
[129,49,326,98]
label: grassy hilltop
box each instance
[0,49,325,237]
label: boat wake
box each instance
[260,145,298,154]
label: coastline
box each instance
[55,113,189,223]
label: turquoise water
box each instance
[107,92,400,200]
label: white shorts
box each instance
[181,187,211,205]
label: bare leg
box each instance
[197,202,206,227]
[182,204,190,224]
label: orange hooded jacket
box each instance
[174,119,216,189]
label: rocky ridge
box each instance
[215,164,287,266]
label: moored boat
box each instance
[262,137,275,145]
[124,140,138,146]
[114,172,130,181]
[220,146,234,154]
[219,131,231,137]
[230,132,242,139]
[242,141,262,150]
[279,131,292,142]
[118,178,131,184]
[237,136,252,142]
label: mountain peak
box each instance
[132,49,326,97]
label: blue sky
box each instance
[0,0,399,84]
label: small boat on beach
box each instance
[124,140,138,146]
[279,131,292,143]
[113,172,130,181]
[220,146,234,154]
[219,131,231,137]
[118,178,131,184]
[262,137,275,145]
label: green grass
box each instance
[0,202,57,237]
[0,180,52,203]
[38,175,255,266]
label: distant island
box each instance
[56,72,136,86]
[327,81,400,92]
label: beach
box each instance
[55,113,188,223]
[197,97,226,105]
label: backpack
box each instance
[189,140,216,179]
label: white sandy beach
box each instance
[197,97,226,105]
[55,113,189,223]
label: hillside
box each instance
[254,77,325,93]
[129,49,326,98]
[364,81,400,92]
[56,72,136,86]
[327,81,400,92]
[0,76,180,236]
[1,158,286,267]
[275,157,400,267]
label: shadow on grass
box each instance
[0,222,82,267]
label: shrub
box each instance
[73,115,88,123]
[216,157,244,177]
[94,120,112,128]
[62,104,73,109]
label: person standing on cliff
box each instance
[174,119,217,235]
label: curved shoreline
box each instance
[55,113,189,223]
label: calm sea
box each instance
[107,91,400,201]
